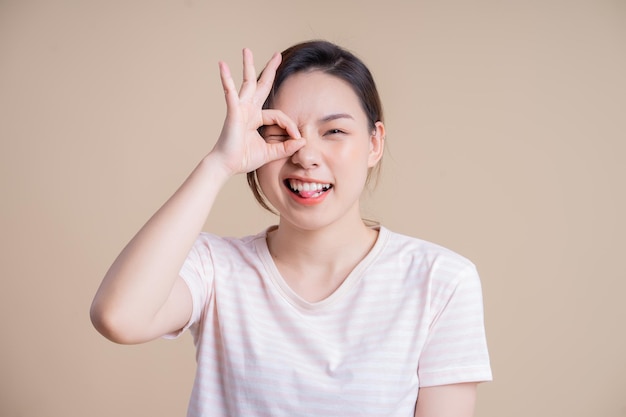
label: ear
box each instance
[367,121,385,168]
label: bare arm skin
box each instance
[414,383,478,417]
[90,49,304,344]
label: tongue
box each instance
[299,190,320,198]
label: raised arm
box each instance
[90,49,304,344]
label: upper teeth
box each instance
[288,180,331,192]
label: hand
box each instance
[210,48,305,176]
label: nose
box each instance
[290,136,321,169]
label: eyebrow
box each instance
[318,113,354,123]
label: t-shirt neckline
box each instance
[254,225,391,311]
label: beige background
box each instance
[1,0,625,416]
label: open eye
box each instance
[325,128,346,136]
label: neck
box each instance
[265,212,380,303]
[267,215,378,268]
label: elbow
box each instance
[89,300,147,345]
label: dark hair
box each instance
[248,40,384,213]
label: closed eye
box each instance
[261,126,290,142]
[264,134,290,142]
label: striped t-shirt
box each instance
[173,226,492,417]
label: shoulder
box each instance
[379,226,476,274]
[182,229,270,274]
[372,226,480,299]
[192,229,268,253]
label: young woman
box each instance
[91,40,492,417]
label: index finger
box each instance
[261,109,301,140]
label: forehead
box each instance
[272,70,366,123]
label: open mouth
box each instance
[284,179,333,199]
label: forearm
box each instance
[90,152,231,342]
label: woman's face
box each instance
[257,70,384,231]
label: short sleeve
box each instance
[162,233,215,339]
[417,264,493,386]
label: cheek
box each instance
[336,142,373,171]
[256,162,280,195]
[330,139,367,162]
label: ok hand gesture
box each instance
[211,48,304,176]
